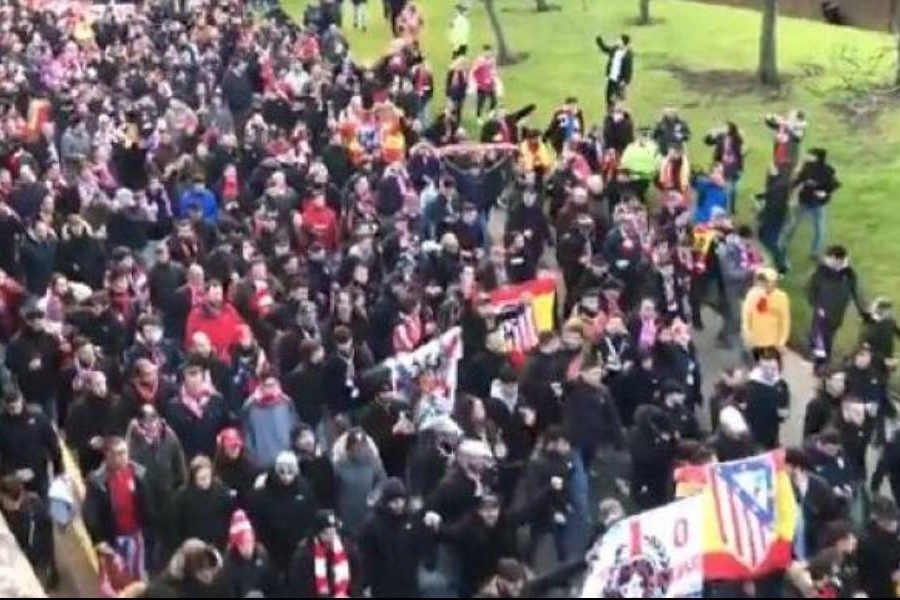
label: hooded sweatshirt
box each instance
[741,280,790,348]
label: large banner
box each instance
[674,450,798,581]
[581,496,704,598]
[384,326,462,414]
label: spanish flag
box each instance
[674,450,798,580]
[488,276,556,364]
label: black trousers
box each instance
[605,79,623,109]
[476,90,497,118]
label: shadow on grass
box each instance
[625,17,668,26]
[501,4,562,14]
[498,51,531,66]
[652,63,794,102]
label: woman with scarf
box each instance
[241,376,300,470]
[172,455,235,552]
[164,364,232,460]
[126,404,188,566]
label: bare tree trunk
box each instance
[639,0,651,24]
[758,0,779,85]
[895,7,900,84]
[484,0,516,65]
[896,31,900,85]
[536,0,551,11]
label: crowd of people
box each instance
[0,0,898,597]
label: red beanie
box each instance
[229,510,255,549]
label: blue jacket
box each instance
[178,187,219,222]
[692,176,728,224]
[242,397,299,469]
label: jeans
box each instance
[724,174,741,214]
[759,216,787,271]
[781,203,826,258]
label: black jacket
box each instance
[1,493,54,572]
[563,380,624,450]
[298,453,337,509]
[247,471,318,570]
[83,462,154,545]
[222,546,281,598]
[806,263,865,330]
[0,408,63,494]
[5,328,62,407]
[610,363,660,428]
[480,104,536,144]
[630,405,678,510]
[858,521,900,599]
[743,375,790,450]
[19,233,57,296]
[57,231,107,289]
[148,261,186,316]
[358,506,423,598]
[164,393,232,461]
[519,349,567,431]
[803,390,841,439]
[425,465,480,527]
[285,535,363,598]
[64,394,129,475]
[794,156,840,207]
[596,37,633,85]
[284,362,328,428]
[173,482,235,550]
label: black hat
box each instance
[314,510,339,533]
[380,477,407,503]
[499,364,518,384]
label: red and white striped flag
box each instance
[499,303,539,354]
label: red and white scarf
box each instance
[180,384,212,419]
[313,536,351,598]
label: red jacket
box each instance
[185,302,246,360]
[471,58,496,92]
[301,201,340,252]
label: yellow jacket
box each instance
[742,286,791,349]
[519,140,553,172]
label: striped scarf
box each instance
[313,536,351,598]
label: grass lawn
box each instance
[283,0,900,357]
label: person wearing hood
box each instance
[804,369,847,439]
[782,147,840,259]
[213,428,259,510]
[742,347,790,450]
[142,538,229,598]
[563,359,624,468]
[629,404,679,510]
[286,509,363,598]
[164,364,231,461]
[185,280,247,362]
[247,451,318,572]
[358,478,422,597]
[0,388,63,499]
[65,371,129,475]
[293,424,337,509]
[741,267,790,357]
[805,245,866,367]
[519,332,569,431]
[172,455,235,552]
[222,509,280,598]
[6,303,61,417]
[241,376,299,469]
[57,214,106,289]
[333,427,386,539]
[126,404,187,560]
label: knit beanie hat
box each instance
[228,510,255,549]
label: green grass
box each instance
[284,0,900,357]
